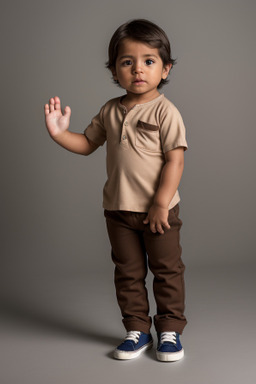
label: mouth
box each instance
[133,79,146,85]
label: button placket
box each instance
[121,120,129,146]
[120,105,136,146]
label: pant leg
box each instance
[143,204,187,334]
[104,210,152,334]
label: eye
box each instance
[121,60,132,66]
[145,59,154,65]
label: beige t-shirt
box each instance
[84,93,188,212]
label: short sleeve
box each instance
[160,106,188,153]
[84,104,106,146]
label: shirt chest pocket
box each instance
[135,120,162,152]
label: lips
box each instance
[133,79,146,84]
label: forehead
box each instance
[117,38,160,58]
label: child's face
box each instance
[111,38,171,101]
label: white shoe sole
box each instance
[156,348,184,362]
[113,341,153,360]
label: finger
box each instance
[150,223,157,233]
[49,97,55,112]
[163,222,171,230]
[44,104,49,115]
[54,96,61,110]
[156,224,164,234]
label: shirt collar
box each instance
[118,93,164,112]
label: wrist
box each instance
[52,129,69,142]
[152,200,169,210]
[153,189,172,209]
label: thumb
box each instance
[64,105,71,117]
[143,216,149,224]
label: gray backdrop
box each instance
[1,0,256,383]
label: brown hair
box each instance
[106,19,177,89]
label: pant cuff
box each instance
[154,319,187,335]
[123,318,152,334]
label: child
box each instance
[44,19,188,362]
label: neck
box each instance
[122,91,161,109]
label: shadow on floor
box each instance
[0,297,120,348]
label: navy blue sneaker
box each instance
[156,332,184,362]
[114,331,153,360]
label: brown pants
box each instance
[104,204,187,335]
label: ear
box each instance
[162,63,172,79]
[110,66,118,81]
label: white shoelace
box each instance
[125,331,141,344]
[160,332,176,344]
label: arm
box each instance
[143,147,185,234]
[44,96,99,156]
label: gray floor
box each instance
[0,263,255,384]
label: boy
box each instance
[44,19,188,362]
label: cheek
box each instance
[118,70,129,80]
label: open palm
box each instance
[44,96,71,138]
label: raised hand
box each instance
[44,96,71,138]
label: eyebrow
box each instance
[118,54,159,61]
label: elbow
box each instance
[83,149,93,156]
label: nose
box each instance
[132,61,143,74]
